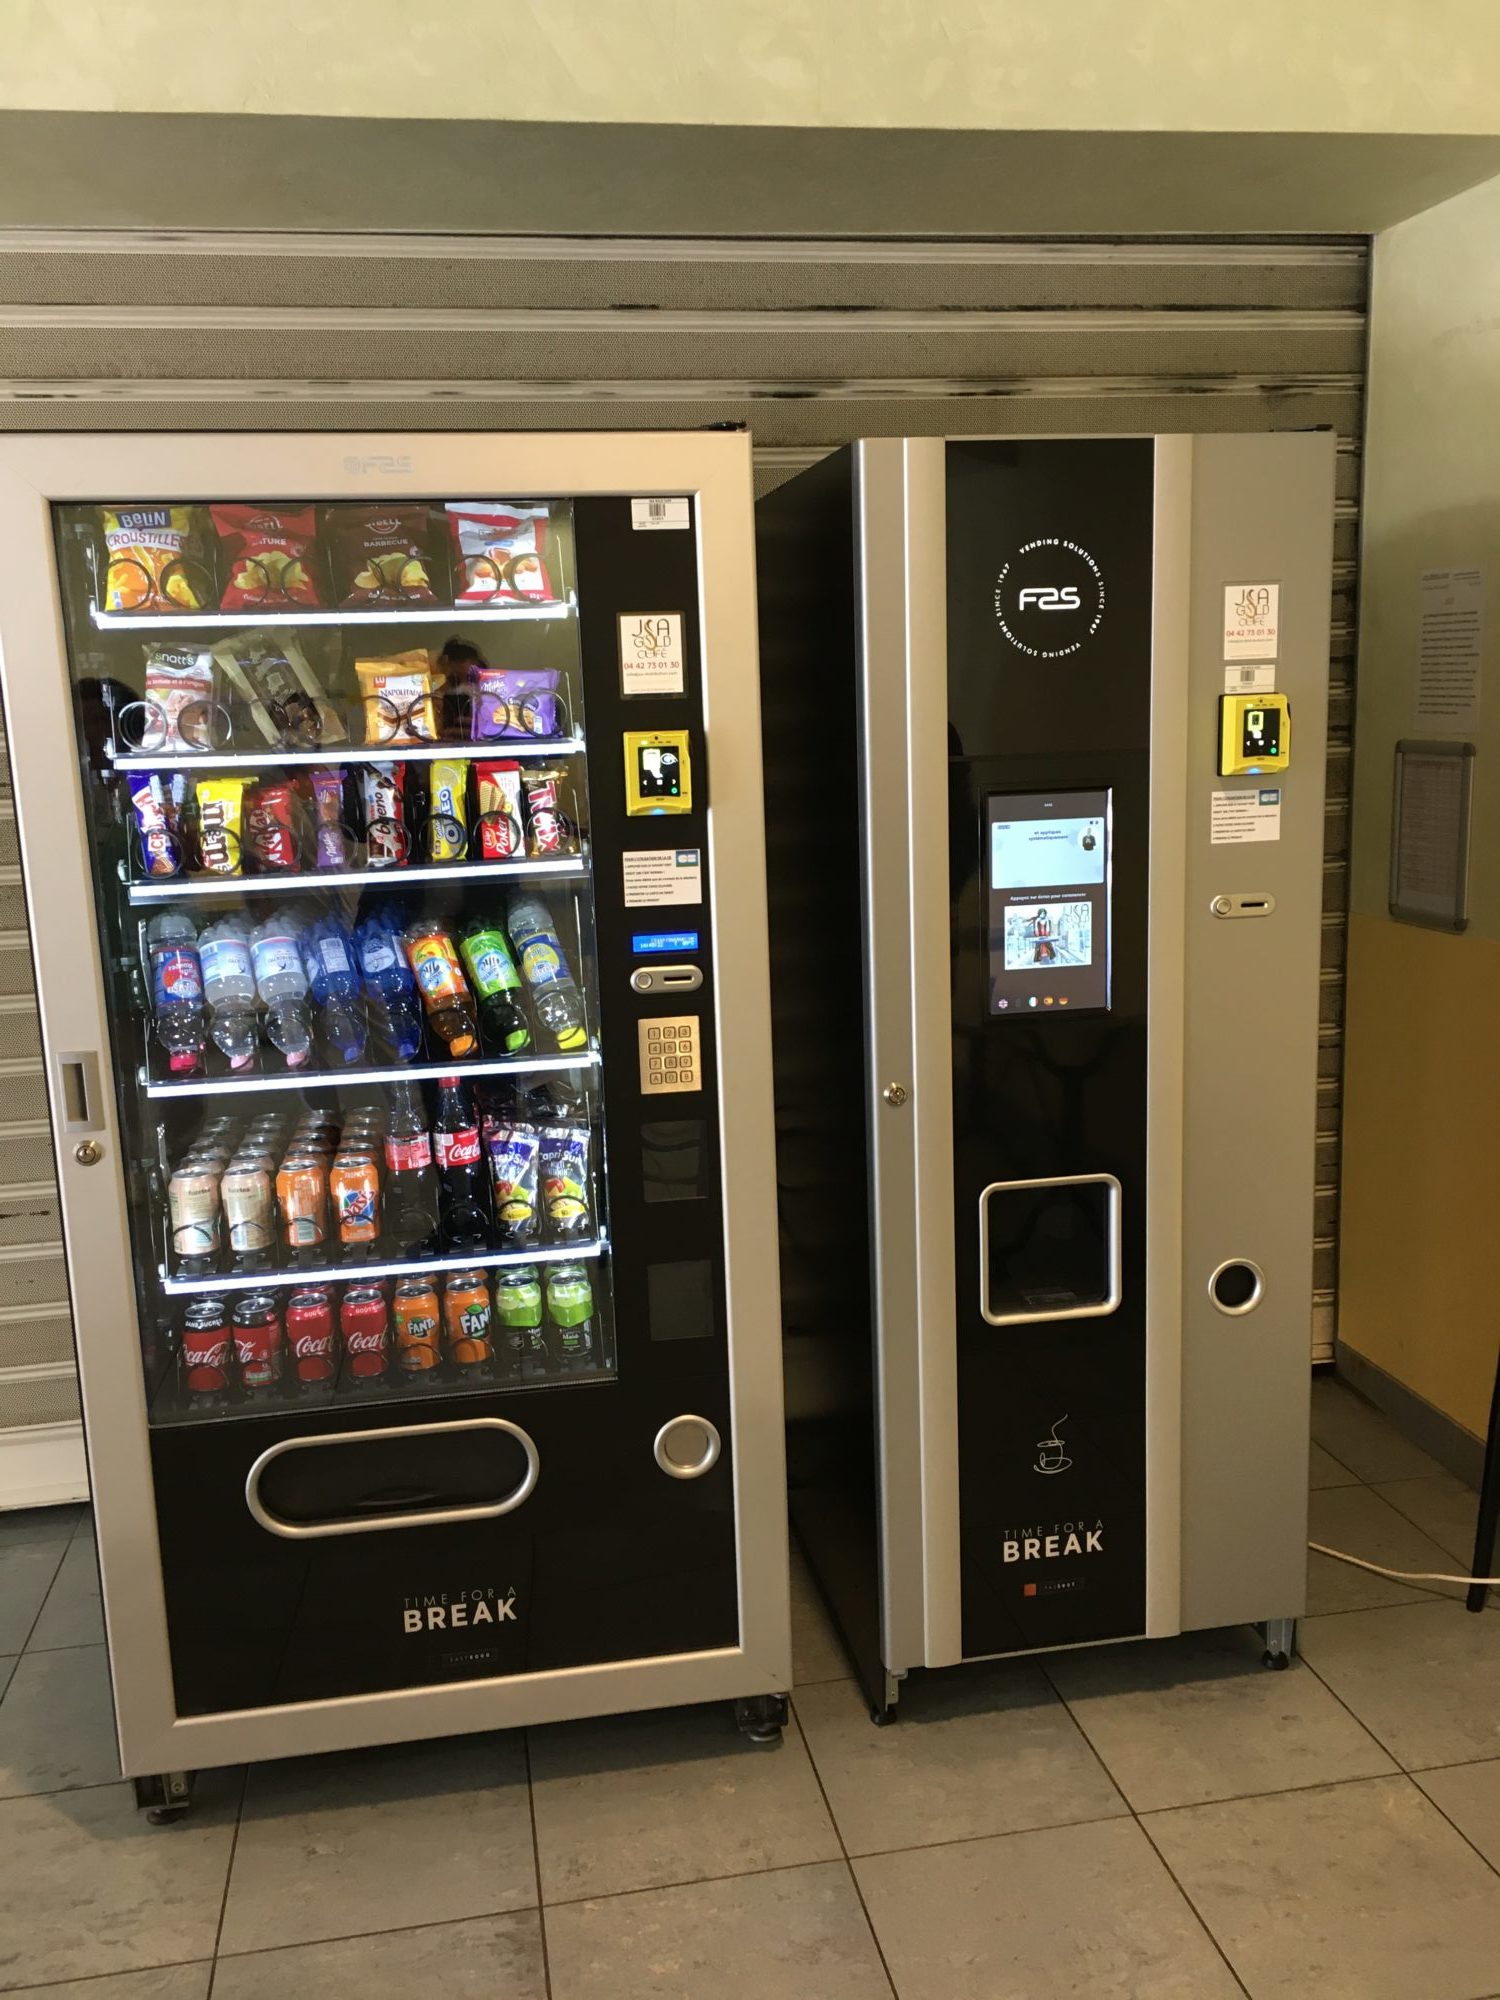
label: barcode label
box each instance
[1223,658,1277,693]
[1239,666,1260,685]
[631,497,691,532]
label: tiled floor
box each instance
[1,1377,1498,1999]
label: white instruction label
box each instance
[1416,567,1483,728]
[623,847,703,907]
[1211,787,1282,845]
[619,612,685,697]
[1223,582,1280,663]
[631,497,691,532]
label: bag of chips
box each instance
[445,503,558,606]
[99,507,211,614]
[141,644,217,753]
[210,505,321,610]
[329,505,442,608]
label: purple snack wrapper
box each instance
[469,667,561,742]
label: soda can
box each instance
[232,1292,284,1394]
[286,1286,337,1387]
[329,1154,381,1248]
[169,1168,221,1263]
[221,1163,274,1260]
[276,1155,328,1249]
[340,1283,390,1382]
[181,1296,231,1399]
[393,1276,442,1374]
[546,1263,596,1371]
[443,1269,494,1371]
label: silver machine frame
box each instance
[854,433,1333,1680]
[0,431,790,1774]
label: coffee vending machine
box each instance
[759,434,1334,1715]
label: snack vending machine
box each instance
[759,434,1334,1716]
[0,431,789,1808]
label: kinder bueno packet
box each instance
[444,502,558,606]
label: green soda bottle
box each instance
[546,1262,596,1373]
[494,1263,543,1379]
[459,915,531,1055]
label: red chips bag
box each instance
[210,506,322,611]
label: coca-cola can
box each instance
[232,1291,284,1395]
[340,1283,390,1382]
[286,1286,336,1388]
[181,1297,231,1399]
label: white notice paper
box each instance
[1210,787,1282,845]
[1416,569,1483,728]
[623,847,703,908]
[1223,582,1281,663]
[619,612,686,697]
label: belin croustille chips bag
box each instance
[99,506,211,614]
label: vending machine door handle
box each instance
[244,1417,540,1539]
[977,1172,1123,1327]
[56,1048,105,1134]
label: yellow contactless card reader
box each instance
[1219,694,1291,777]
[624,730,693,816]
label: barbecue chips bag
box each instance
[330,505,442,608]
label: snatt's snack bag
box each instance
[445,504,558,606]
[210,505,322,610]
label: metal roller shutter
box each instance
[0,228,1361,1441]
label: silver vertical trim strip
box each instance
[856,440,925,1673]
[1145,436,1192,1641]
[902,437,963,1669]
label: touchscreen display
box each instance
[986,790,1111,1015]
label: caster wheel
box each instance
[733,1693,789,1745]
[1262,1649,1291,1671]
[134,1772,195,1821]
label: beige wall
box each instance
[1341,170,1500,1439]
[4,1,1500,131]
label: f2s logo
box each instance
[1017,586,1082,612]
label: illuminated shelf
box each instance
[162,1237,605,1297]
[142,1049,599,1100]
[125,855,590,903]
[109,736,585,772]
[91,602,574,631]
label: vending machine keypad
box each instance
[638,1016,701,1094]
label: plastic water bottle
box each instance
[250,909,312,1070]
[301,914,367,1067]
[197,915,258,1071]
[144,910,206,1076]
[354,912,423,1061]
[505,892,588,1052]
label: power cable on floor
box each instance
[1308,1541,1500,1587]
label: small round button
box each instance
[653,1415,722,1480]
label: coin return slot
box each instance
[1209,1259,1264,1316]
[246,1418,538,1538]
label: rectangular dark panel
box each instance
[946,438,1155,1658]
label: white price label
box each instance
[1223,582,1280,663]
[619,612,685,697]
[623,847,703,907]
[631,497,691,532]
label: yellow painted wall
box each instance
[1341,171,1500,1439]
[3,0,1500,131]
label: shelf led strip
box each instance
[162,1237,607,1297]
[91,602,575,632]
[126,855,591,903]
[109,737,586,772]
[142,1049,600,1100]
